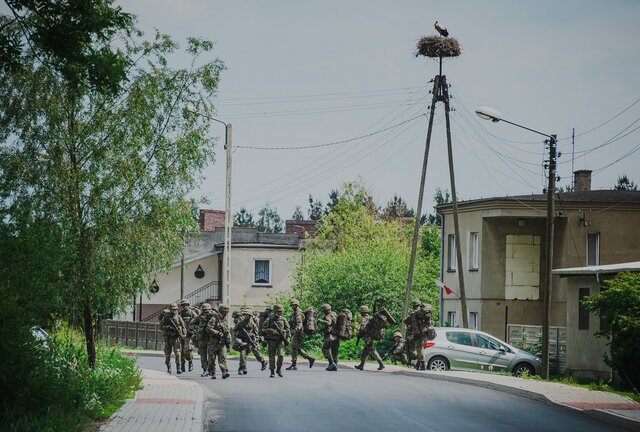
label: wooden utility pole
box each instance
[403,62,468,329]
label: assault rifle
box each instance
[239,326,259,351]
[166,316,185,344]
[271,321,289,346]
[381,342,399,361]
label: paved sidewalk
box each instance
[338,360,640,431]
[100,368,203,432]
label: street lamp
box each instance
[475,106,557,380]
[187,109,233,318]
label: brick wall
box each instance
[199,210,225,232]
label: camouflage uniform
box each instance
[189,303,214,376]
[404,300,432,370]
[355,306,385,371]
[206,305,231,379]
[286,299,315,370]
[317,304,339,371]
[389,332,408,365]
[179,299,199,372]
[261,304,291,378]
[234,308,267,374]
[160,303,186,374]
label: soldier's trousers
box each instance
[198,340,209,371]
[404,338,417,361]
[390,352,408,365]
[413,336,426,362]
[164,335,182,366]
[181,336,194,363]
[206,340,228,376]
[322,334,340,364]
[360,339,383,363]
[266,339,285,370]
[239,344,264,368]
[290,333,311,362]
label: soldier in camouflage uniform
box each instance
[286,299,315,370]
[404,300,432,370]
[178,298,199,372]
[261,304,291,378]
[190,303,215,376]
[206,304,231,379]
[389,331,408,365]
[160,303,186,374]
[317,303,339,371]
[354,305,385,371]
[234,308,267,375]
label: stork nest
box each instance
[415,36,461,58]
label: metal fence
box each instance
[507,324,567,374]
[102,319,165,350]
[142,280,220,322]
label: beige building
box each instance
[438,171,640,378]
[126,211,314,321]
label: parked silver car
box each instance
[422,327,540,376]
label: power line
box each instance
[214,89,422,106]
[237,113,425,150]
[214,85,425,102]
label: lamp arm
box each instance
[499,118,552,139]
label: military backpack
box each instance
[303,307,317,335]
[337,308,353,340]
[366,307,396,341]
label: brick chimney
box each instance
[199,209,225,232]
[573,170,592,192]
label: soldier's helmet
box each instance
[219,304,229,313]
[359,305,369,314]
[201,303,212,311]
[273,304,284,312]
[411,299,423,308]
[393,331,403,338]
[290,298,300,306]
[169,303,178,310]
[321,303,331,312]
[242,307,253,315]
[180,298,190,306]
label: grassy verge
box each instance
[5,325,142,432]
[524,373,640,403]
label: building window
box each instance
[447,234,457,271]
[469,232,479,270]
[447,311,457,327]
[579,288,590,330]
[254,260,271,285]
[469,312,478,329]
[587,233,600,266]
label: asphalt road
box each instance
[137,355,615,432]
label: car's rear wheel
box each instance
[513,362,534,377]
[427,356,449,371]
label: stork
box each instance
[434,21,449,37]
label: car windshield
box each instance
[445,331,472,346]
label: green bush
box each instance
[2,313,141,432]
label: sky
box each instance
[121,0,640,221]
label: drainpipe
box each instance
[438,208,445,326]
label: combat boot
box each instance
[167,365,172,374]
[181,362,186,373]
[354,362,364,370]
[308,357,315,368]
[327,363,338,371]
[222,371,230,379]
[261,360,267,371]
[211,374,216,379]
[176,363,182,374]
[201,370,209,377]
[276,367,283,377]
[377,362,385,371]
[188,360,193,372]
[238,367,244,376]
[242,367,247,375]
[270,369,275,378]
[419,361,426,371]
[285,361,297,370]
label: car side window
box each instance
[446,331,472,346]
[477,334,502,351]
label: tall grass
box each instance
[3,323,141,432]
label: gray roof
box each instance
[552,261,640,276]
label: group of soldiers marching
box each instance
[159,297,434,379]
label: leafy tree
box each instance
[0,29,225,366]
[325,189,339,215]
[582,272,640,391]
[234,207,256,227]
[421,224,441,258]
[1,0,135,94]
[381,194,415,220]
[427,188,451,225]
[292,181,440,327]
[307,194,324,221]
[291,205,304,221]
[614,175,638,191]
[256,204,283,233]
